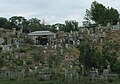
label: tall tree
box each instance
[102,41,119,69]
[9,16,26,30]
[64,20,78,32]
[28,18,42,32]
[85,1,119,25]
[79,42,101,69]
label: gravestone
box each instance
[103,69,109,81]
[2,45,10,51]
[65,44,68,49]
[77,40,80,45]
[70,64,73,68]
[73,40,75,46]
[89,70,96,81]
[61,49,63,55]
[54,44,57,50]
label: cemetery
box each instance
[0,1,120,84]
[0,20,119,84]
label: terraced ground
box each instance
[0,77,120,84]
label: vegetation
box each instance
[0,1,119,84]
[84,1,119,25]
[0,77,120,84]
[0,16,79,33]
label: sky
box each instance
[0,0,120,25]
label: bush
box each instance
[113,61,120,77]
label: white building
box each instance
[28,31,56,45]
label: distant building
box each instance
[28,31,56,45]
[111,19,120,30]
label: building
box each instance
[28,31,56,45]
[111,19,120,30]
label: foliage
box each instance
[85,1,119,25]
[78,40,119,73]
[102,41,119,69]
[9,16,27,30]
[24,36,34,44]
[0,15,80,33]
[79,42,102,69]
[0,17,8,28]
[113,61,120,77]
[64,20,78,32]
[28,18,42,31]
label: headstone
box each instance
[1,45,4,50]
[81,64,84,75]
[107,23,111,27]
[70,73,73,79]
[70,64,73,68]
[47,43,49,45]
[16,41,19,48]
[58,44,61,47]
[117,22,120,25]
[73,40,75,46]
[20,28,23,34]
[90,70,96,81]
[77,40,80,45]
[100,39,103,43]
[43,50,46,53]
[70,30,73,34]
[65,44,68,48]
[34,66,38,70]
[23,60,26,65]
[60,39,62,43]
[51,45,54,49]
[103,69,109,81]
[76,31,78,37]
[2,45,10,51]
[87,29,90,35]
[16,44,19,48]
[13,28,16,34]
[61,49,63,55]
[65,73,67,80]
[54,44,57,50]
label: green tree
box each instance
[102,41,119,69]
[49,24,58,32]
[4,21,12,29]
[9,16,26,30]
[64,20,78,32]
[28,18,42,31]
[85,1,119,25]
[55,23,65,31]
[79,42,101,69]
[0,17,8,28]
[113,61,120,78]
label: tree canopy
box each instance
[84,1,119,26]
[0,16,79,33]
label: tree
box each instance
[0,17,8,28]
[28,18,42,32]
[85,1,119,25]
[9,16,26,30]
[55,23,65,31]
[64,20,78,32]
[102,41,119,69]
[79,42,102,70]
[113,61,120,78]
[48,24,58,32]
[4,21,12,29]
[84,9,92,25]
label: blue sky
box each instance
[0,0,120,25]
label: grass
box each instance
[0,77,120,84]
